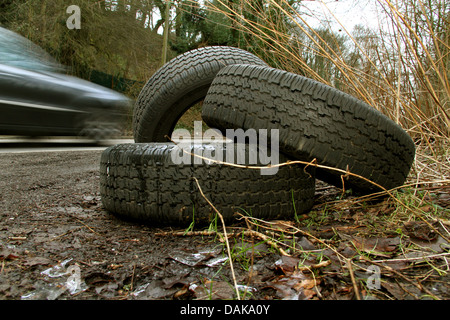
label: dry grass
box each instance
[171,0,450,299]
[171,1,450,241]
[179,0,449,186]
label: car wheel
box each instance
[79,113,122,141]
[133,46,268,143]
[202,64,416,193]
[100,143,315,225]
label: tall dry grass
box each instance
[185,0,449,186]
[174,2,449,299]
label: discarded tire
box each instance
[133,46,268,143]
[100,143,315,225]
[202,64,416,193]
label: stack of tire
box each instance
[100,46,415,226]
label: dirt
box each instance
[0,149,449,301]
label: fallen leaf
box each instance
[367,200,395,216]
[0,249,19,261]
[163,276,190,289]
[270,220,295,232]
[84,272,115,287]
[266,270,319,300]
[22,257,52,267]
[191,280,236,300]
[273,256,300,273]
[403,221,438,241]
[292,278,317,291]
[437,192,450,208]
[143,280,177,299]
[418,205,434,213]
[382,280,421,299]
[345,235,401,257]
[173,286,190,299]
[297,236,316,251]
[300,288,318,300]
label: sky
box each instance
[298,0,382,33]
[149,0,384,35]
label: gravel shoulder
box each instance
[1,150,448,301]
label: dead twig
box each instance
[8,236,27,241]
[50,227,83,241]
[241,229,290,256]
[74,218,103,237]
[155,228,290,256]
[192,176,241,300]
[298,260,332,272]
[155,230,219,237]
[371,252,450,264]
[361,258,441,300]
[167,135,450,237]
[347,258,361,300]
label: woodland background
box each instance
[1,0,448,176]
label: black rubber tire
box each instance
[133,46,268,143]
[202,64,416,193]
[100,143,315,226]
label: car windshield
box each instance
[0,27,64,73]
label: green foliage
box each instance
[169,0,242,52]
[2,0,449,139]
[170,0,206,53]
[201,2,236,46]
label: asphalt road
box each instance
[0,136,134,153]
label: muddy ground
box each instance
[0,149,449,302]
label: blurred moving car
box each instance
[0,27,132,140]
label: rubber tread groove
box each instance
[133,46,267,142]
[202,64,416,192]
[100,143,315,225]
